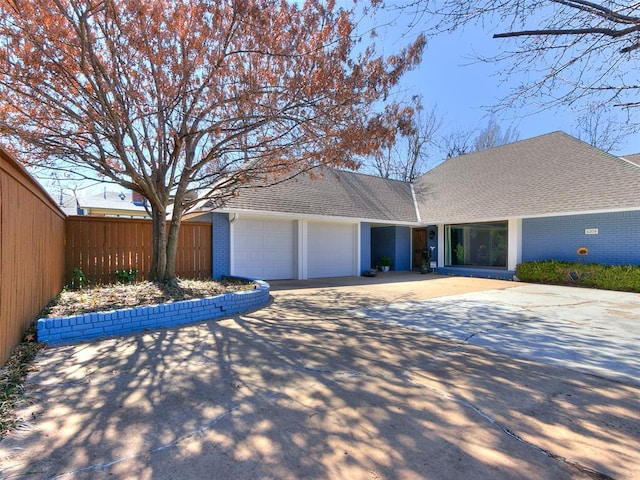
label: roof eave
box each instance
[214,206,420,226]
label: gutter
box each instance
[410,183,422,224]
[619,156,640,170]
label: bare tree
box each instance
[368,97,441,181]
[440,129,474,159]
[574,106,633,152]
[436,118,519,159]
[401,101,442,181]
[473,118,520,151]
[388,1,640,127]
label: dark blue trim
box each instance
[435,267,516,281]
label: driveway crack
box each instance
[462,398,614,480]
[279,355,616,480]
[391,370,616,480]
[461,315,535,343]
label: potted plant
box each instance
[378,256,392,272]
[420,247,436,274]
[420,256,429,274]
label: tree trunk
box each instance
[149,201,185,285]
[165,214,182,286]
[149,207,168,283]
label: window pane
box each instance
[445,222,508,268]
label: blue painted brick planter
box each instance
[38,280,270,345]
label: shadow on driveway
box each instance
[357,284,640,386]
[0,278,638,479]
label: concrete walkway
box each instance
[1,274,638,479]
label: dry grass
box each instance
[44,278,254,318]
[1,325,41,437]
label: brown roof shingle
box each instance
[199,132,640,224]
[219,167,418,223]
[414,131,640,224]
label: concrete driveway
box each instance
[1,274,638,480]
[357,282,640,386]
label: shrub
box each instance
[67,267,87,290]
[378,256,392,267]
[115,268,137,284]
[516,261,640,293]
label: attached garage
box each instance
[231,216,359,280]
[204,165,419,280]
[232,216,295,280]
[307,221,357,278]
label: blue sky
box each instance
[361,4,640,157]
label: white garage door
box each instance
[233,217,295,280]
[308,222,356,278]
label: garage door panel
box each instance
[233,217,295,280]
[308,222,355,278]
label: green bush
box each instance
[67,267,88,290]
[115,268,138,284]
[516,260,640,293]
[378,256,392,267]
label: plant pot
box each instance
[381,266,390,272]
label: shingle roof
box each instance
[621,153,640,166]
[219,167,418,223]
[79,191,148,214]
[414,131,640,224]
[200,132,640,225]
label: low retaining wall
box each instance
[37,280,270,345]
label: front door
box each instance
[412,228,427,268]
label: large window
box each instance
[445,221,508,268]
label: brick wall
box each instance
[212,213,231,279]
[522,211,640,265]
[38,280,270,345]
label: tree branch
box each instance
[553,0,640,25]
[493,25,640,40]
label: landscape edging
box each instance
[37,279,270,345]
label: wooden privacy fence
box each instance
[1,149,66,366]
[65,216,212,285]
[1,147,213,366]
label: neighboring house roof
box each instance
[217,167,419,223]
[78,191,149,217]
[52,191,80,216]
[414,131,640,225]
